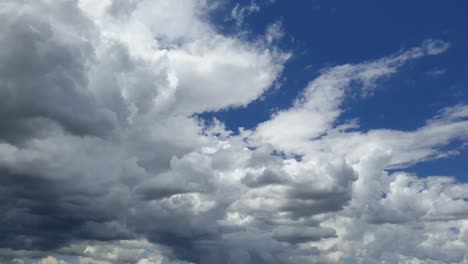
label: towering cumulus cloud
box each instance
[0,1,467,263]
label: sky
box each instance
[0,1,467,264]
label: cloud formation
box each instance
[0,1,467,264]
[228,1,260,27]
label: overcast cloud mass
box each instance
[1,1,468,264]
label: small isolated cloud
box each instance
[265,20,285,44]
[229,1,260,27]
[426,68,447,77]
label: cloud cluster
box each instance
[0,1,467,264]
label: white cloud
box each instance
[422,39,451,55]
[35,257,68,264]
[301,104,468,169]
[166,36,289,114]
[78,0,289,117]
[0,0,467,264]
[426,68,447,77]
[265,20,285,45]
[253,40,451,155]
[229,1,260,27]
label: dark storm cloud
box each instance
[0,1,146,254]
[0,0,117,143]
[0,170,133,251]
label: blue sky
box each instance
[202,0,468,179]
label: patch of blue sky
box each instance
[202,0,468,179]
[204,0,467,129]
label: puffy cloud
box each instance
[0,0,116,142]
[35,256,68,264]
[311,151,468,263]
[0,0,467,264]
[78,0,289,116]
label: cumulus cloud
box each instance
[35,256,68,264]
[0,0,467,264]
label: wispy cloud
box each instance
[426,68,448,77]
[228,1,260,27]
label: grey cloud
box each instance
[135,153,216,200]
[107,0,142,18]
[272,226,337,244]
[1,0,468,263]
[241,169,287,188]
[0,2,117,142]
[281,192,351,219]
[0,170,132,251]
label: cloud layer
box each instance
[0,1,467,264]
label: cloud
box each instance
[35,257,68,264]
[0,0,116,142]
[264,20,285,45]
[0,0,467,264]
[305,148,468,263]
[229,1,260,27]
[426,68,447,77]
[253,40,451,155]
[303,104,468,169]
[422,39,451,55]
[272,226,337,244]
